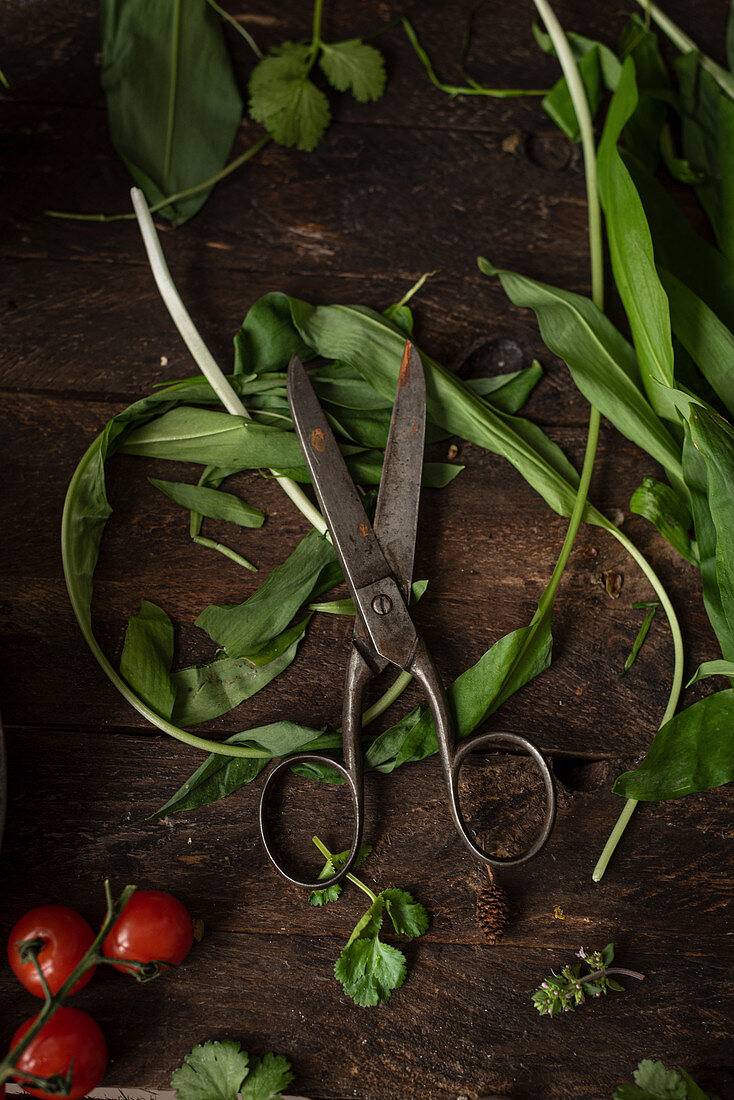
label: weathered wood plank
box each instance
[0,729,731,1098]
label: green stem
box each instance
[311,0,325,53]
[205,0,263,57]
[631,0,734,99]
[361,671,413,728]
[45,135,271,224]
[192,535,258,572]
[401,16,548,97]
[164,0,183,195]
[311,836,377,902]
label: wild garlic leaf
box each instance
[150,477,265,528]
[152,720,331,818]
[100,0,242,223]
[630,477,697,565]
[686,658,734,686]
[621,604,657,676]
[613,688,734,800]
[239,1053,294,1100]
[120,600,175,719]
[171,617,310,726]
[319,39,386,102]
[170,1040,249,1100]
[335,936,407,1007]
[382,888,429,937]
[249,45,330,150]
[196,527,337,658]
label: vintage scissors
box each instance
[259,341,556,889]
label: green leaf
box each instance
[152,720,330,818]
[309,844,372,906]
[333,895,409,1008]
[366,617,551,773]
[630,477,697,565]
[634,1060,687,1100]
[171,1040,249,1100]
[120,600,175,719]
[240,1053,294,1100]
[613,688,734,800]
[120,406,308,469]
[319,39,386,102]
[621,604,657,675]
[659,268,734,419]
[532,25,621,140]
[466,360,543,415]
[171,617,310,726]
[597,58,677,420]
[234,291,314,376]
[196,528,337,658]
[686,658,734,686]
[150,477,264,528]
[382,889,429,937]
[100,0,243,223]
[480,260,682,479]
[249,46,330,151]
[627,153,734,333]
[618,16,670,172]
[676,51,734,263]
[286,298,616,533]
[681,1069,714,1100]
[601,943,615,966]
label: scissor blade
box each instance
[373,341,426,602]
[287,356,394,595]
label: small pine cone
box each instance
[476,879,510,943]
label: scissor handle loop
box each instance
[449,730,556,868]
[259,752,364,890]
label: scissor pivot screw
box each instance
[371,594,392,615]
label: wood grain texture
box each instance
[1,0,732,1097]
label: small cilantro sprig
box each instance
[532,945,644,1018]
[613,1060,716,1100]
[309,842,372,906]
[311,836,428,1007]
[171,1040,293,1100]
[248,2,386,151]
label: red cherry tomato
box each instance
[7,906,96,998]
[11,1007,107,1100]
[102,890,193,974]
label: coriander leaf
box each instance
[249,47,330,151]
[120,600,175,719]
[382,888,429,937]
[634,1060,687,1100]
[240,1053,294,1100]
[319,39,386,102]
[150,477,265,528]
[345,895,385,947]
[309,844,372,906]
[334,935,407,1007]
[171,1040,249,1100]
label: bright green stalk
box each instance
[632,0,734,99]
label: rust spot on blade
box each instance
[359,522,370,537]
[310,428,325,452]
[398,341,412,387]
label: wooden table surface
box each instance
[2,2,733,1098]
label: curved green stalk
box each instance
[46,135,271,224]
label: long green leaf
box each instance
[171,618,310,725]
[286,298,616,533]
[150,477,265,528]
[195,528,338,658]
[152,720,330,817]
[597,58,677,420]
[618,16,669,172]
[120,600,176,719]
[630,476,697,564]
[659,267,734,418]
[100,0,242,223]
[613,688,734,799]
[686,658,734,685]
[479,260,682,479]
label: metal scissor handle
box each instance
[409,637,556,867]
[258,646,372,890]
